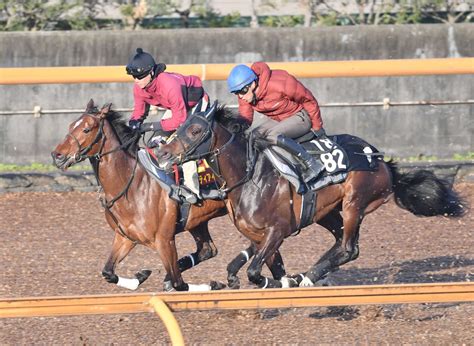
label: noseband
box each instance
[66,116,106,163]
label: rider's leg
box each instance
[265,111,324,183]
[182,160,200,197]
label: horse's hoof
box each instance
[102,271,119,284]
[288,273,305,286]
[315,276,333,287]
[227,276,240,289]
[280,276,299,288]
[163,280,174,292]
[210,281,226,290]
[299,276,315,287]
[135,270,152,284]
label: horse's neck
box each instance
[214,124,269,195]
[95,123,139,195]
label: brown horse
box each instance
[156,105,466,289]
[52,100,267,291]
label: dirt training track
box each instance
[0,183,473,344]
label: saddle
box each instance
[264,132,383,193]
[137,147,223,205]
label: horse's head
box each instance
[51,99,112,170]
[156,102,218,171]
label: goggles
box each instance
[234,83,252,95]
[126,65,151,80]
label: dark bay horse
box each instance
[156,105,466,289]
[51,100,261,291]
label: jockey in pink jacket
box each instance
[126,48,208,133]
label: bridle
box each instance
[168,112,258,196]
[66,115,138,164]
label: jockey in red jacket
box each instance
[126,48,208,133]
[227,62,325,186]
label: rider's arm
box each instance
[130,86,150,121]
[285,75,323,130]
[238,98,254,125]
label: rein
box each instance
[68,116,140,243]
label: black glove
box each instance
[312,128,326,138]
[128,119,143,132]
[140,121,162,133]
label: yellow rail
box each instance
[1,282,472,345]
[1,282,472,318]
[0,58,473,85]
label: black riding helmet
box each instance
[126,48,156,79]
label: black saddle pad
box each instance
[301,134,382,176]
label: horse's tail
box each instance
[386,160,466,217]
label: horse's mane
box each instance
[214,105,250,135]
[91,107,138,154]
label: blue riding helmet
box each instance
[227,65,257,93]
[126,48,156,78]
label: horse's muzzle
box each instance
[51,151,72,170]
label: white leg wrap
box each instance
[188,254,196,267]
[117,276,140,290]
[187,283,212,292]
[280,276,291,288]
[241,250,250,262]
[300,276,314,287]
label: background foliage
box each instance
[0,0,472,31]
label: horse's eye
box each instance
[83,128,91,133]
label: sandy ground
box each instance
[0,183,473,344]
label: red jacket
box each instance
[238,62,323,130]
[130,72,205,131]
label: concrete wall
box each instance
[1,24,473,164]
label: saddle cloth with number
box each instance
[265,133,383,192]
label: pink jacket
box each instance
[130,72,205,131]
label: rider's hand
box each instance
[312,128,326,138]
[140,121,162,133]
[128,119,143,132]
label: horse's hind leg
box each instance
[101,233,151,290]
[302,204,362,286]
[290,209,344,285]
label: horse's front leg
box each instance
[226,244,256,289]
[101,233,151,290]
[155,230,187,291]
[247,226,286,289]
[163,221,220,291]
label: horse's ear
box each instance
[99,103,112,119]
[204,100,218,120]
[86,99,95,112]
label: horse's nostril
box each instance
[52,152,63,160]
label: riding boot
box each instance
[276,135,325,183]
